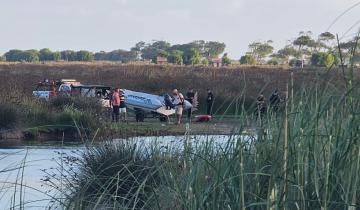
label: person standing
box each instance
[186,88,195,119]
[119,90,127,122]
[172,89,185,124]
[111,88,121,122]
[206,89,214,115]
[269,89,281,112]
[256,93,267,118]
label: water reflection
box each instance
[0,147,79,210]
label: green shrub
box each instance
[23,106,55,126]
[222,53,231,66]
[240,54,257,65]
[50,96,104,114]
[311,52,338,67]
[54,142,161,209]
[267,58,279,65]
[56,106,99,131]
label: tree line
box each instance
[2,49,94,62]
[0,40,228,65]
[240,31,359,67]
[0,33,358,67]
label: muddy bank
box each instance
[0,120,240,145]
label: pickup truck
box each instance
[32,79,80,100]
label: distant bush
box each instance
[267,58,279,65]
[289,59,303,67]
[222,53,232,66]
[311,52,338,67]
[0,103,18,129]
[240,54,257,65]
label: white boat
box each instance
[122,89,192,116]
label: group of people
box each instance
[110,87,215,124]
[168,88,215,124]
[110,87,282,124]
[256,89,281,117]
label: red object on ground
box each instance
[195,115,212,122]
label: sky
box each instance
[1,0,360,59]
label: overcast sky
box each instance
[1,0,359,58]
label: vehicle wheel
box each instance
[159,115,167,122]
[135,109,145,122]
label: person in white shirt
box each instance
[172,89,185,124]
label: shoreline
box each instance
[0,119,242,144]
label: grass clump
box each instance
[50,142,162,209]
[0,103,18,129]
[50,96,104,114]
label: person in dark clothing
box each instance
[269,89,281,112]
[256,94,267,118]
[186,88,195,119]
[206,89,214,115]
[119,90,127,122]
[164,94,174,110]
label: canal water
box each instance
[0,135,254,209]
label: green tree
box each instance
[267,58,279,65]
[94,51,106,60]
[76,50,94,61]
[157,50,169,58]
[0,55,5,61]
[141,41,171,62]
[273,45,299,63]
[201,58,209,65]
[169,43,196,65]
[94,50,136,62]
[310,52,337,67]
[53,51,61,61]
[248,40,274,62]
[240,54,257,65]
[310,53,323,66]
[204,41,226,58]
[289,59,303,67]
[319,32,335,48]
[169,41,226,64]
[131,41,146,60]
[222,53,231,66]
[4,50,23,62]
[168,50,183,65]
[23,50,40,62]
[61,50,77,61]
[189,48,202,65]
[39,48,54,61]
[293,33,313,49]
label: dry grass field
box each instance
[0,61,356,112]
